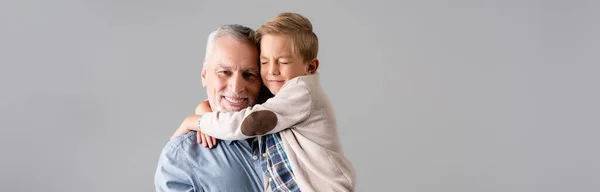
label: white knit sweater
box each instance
[198,73,356,192]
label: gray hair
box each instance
[204,24,257,61]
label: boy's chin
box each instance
[268,87,281,95]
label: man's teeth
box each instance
[224,97,246,104]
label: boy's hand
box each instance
[194,100,218,148]
[170,115,200,140]
[197,131,217,149]
[195,100,212,115]
[169,125,216,149]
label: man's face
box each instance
[202,36,261,112]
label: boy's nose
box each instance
[268,64,280,75]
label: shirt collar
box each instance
[222,138,257,145]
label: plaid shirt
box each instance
[252,133,301,192]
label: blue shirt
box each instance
[154,131,264,192]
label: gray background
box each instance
[1,0,598,191]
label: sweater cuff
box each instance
[196,114,203,130]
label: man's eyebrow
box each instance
[216,63,232,69]
[217,63,257,72]
[241,67,259,73]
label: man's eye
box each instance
[244,73,258,79]
[218,71,231,75]
[260,61,267,65]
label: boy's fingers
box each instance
[208,136,213,148]
[196,133,202,144]
[212,137,217,146]
[201,133,208,148]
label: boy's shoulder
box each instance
[287,73,322,89]
[282,73,331,102]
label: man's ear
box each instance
[306,58,319,75]
[201,62,208,88]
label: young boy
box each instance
[174,12,356,192]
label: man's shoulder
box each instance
[164,131,198,152]
[161,131,213,162]
[157,132,264,192]
[162,131,241,159]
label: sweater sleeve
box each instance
[198,81,312,140]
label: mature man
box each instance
[154,24,266,192]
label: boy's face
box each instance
[259,34,317,94]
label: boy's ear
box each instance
[201,62,208,87]
[306,58,319,75]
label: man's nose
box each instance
[228,74,246,94]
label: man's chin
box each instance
[221,106,248,112]
[219,102,250,112]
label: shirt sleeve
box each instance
[199,81,312,140]
[154,144,198,192]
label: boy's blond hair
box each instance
[255,12,318,63]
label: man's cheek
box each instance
[253,85,262,95]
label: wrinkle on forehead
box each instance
[216,63,259,73]
[206,41,258,69]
